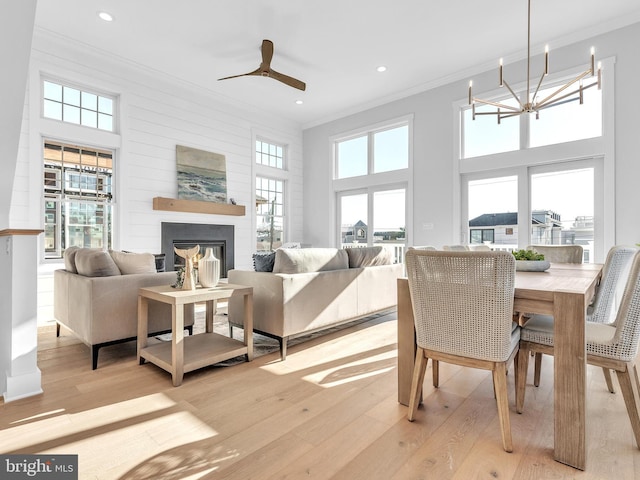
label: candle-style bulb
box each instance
[544,45,549,75]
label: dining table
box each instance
[396,262,603,471]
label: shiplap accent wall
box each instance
[15,29,304,271]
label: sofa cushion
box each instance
[253,251,276,272]
[345,246,392,268]
[110,250,157,275]
[63,246,81,273]
[273,248,349,274]
[75,249,121,277]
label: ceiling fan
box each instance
[218,39,306,91]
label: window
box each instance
[255,138,287,250]
[338,187,406,263]
[458,59,613,262]
[256,140,283,168]
[255,176,284,251]
[461,77,603,159]
[333,118,411,262]
[43,80,114,131]
[336,124,408,179]
[43,141,113,258]
[463,161,599,262]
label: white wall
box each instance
[303,22,640,250]
[14,29,304,272]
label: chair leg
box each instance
[615,363,640,449]
[533,353,543,387]
[492,362,513,453]
[432,359,439,388]
[516,345,530,414]
[56,322,61,337]
[603,367,616,394]
[408,348,428,422]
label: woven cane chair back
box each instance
[590,245,640,325]
[526,244,583,264]
[405,250,516,362]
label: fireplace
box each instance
[161,222,234,278]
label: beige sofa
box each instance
[228,247,403,359]
[54,247,193,369]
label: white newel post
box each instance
[1,230,43,402]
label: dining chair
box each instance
[526,244,584,263]
[405,249,519,452]
[529,246,640,391]
[442,245,469,251]
[468,244,492,251]
[515,251,640,449]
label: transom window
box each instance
[462,79,602,159]
[336,124,409,179]
[256,139,284,168]
[43,141,113,258]
[43,80,115,132]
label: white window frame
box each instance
[41,77,118,133]
[43,140,115,259]
[332,115,414,249]
[454,57,615,263]
[252,134,291,250]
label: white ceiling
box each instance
[34,0,640,128]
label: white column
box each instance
[1,230,43,402]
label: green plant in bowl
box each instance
[512,249,549,271]
[512,249,545,261]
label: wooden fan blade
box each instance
[260,39,274,70]
[217,67,262,81]
[269,69,306,91]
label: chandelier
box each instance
[468,0,601,122]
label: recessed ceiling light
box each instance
[98,11,114,22]
[376,66,387,72]
[295,100,303,105]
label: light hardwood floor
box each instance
[1,312,639,479]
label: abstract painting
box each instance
[176,145,227,203]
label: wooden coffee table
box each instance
[137,283,253,386]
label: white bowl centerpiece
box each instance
[512,249,550,272]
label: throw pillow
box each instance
[75,249,121,277]
[272,248,349,274]
[253,252,276,272]
[345,246,392,268]
[63,246,80,273]
[110,250,157,274]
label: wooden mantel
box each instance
[153,197,245,216]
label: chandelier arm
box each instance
[472,98,521,112]
[536,81,599,110]
[501,79,525,109]
[535,69,592,108]
[531,71,546,105]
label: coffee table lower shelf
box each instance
[139,332,249,383]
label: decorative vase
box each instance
[198,248,220,287]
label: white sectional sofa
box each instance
[228,246,403,359]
